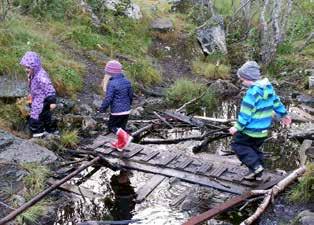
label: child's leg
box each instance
[29,118,44,135]
[108,114,129,133]
[40,96,57,133]
[231,133,262,171]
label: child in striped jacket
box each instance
[229,61,291,180]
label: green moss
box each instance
[288,163,314,203]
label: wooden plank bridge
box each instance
[83,135,284,199]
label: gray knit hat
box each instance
[237,61,261,81]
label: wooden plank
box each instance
[85,135,107,150]
[140,151,160,162]
[196,163,212,174]
[209,167,227,177]
[164,110,204,127]
[95,146,114,155]
[47,178,103,199]
[157,154,179,166]
[177,158,194,169]
[170,188,191,207]
[105,158,247,195]
[135,174,166,203]
[124,146,144,159]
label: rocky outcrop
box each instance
[208,79,239,97]
[0,76,28,99]
[150,18,174,32]
[196,15,227,55]
[0,129,57,164]
[297,210,314,225]
[104,0,142,20]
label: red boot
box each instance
[114,128,133,151]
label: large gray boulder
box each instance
[103,0,142,20]
[0,129,57,164]
[196,16,227,55]
[209,79,239,97]
[297,210,314,225]
[150,18,174,32]
[0,76,28,98]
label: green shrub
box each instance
[16,202,46,225]
[61,129,79,148]
[289,163,314,203]
[166,79,216,113]
[192,58,230,79]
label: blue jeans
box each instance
[231,132,266,172]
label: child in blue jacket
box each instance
[229,61,291,180]
[99,60,133,151]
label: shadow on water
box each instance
[55,99,301,225]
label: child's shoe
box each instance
[32,132,45,138]
[244,165,264,181]
[115,128,133,151]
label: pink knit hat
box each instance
[105,60,122,75]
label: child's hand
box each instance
[229,127,238,135]
[281,116,292,127]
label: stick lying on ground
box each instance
[77,219,142,225]
[183,166,306,225]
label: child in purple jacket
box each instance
[99,60,133,151]
[20,51,57,137]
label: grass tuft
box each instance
[192,57,230,79]
[288,163,314,203]
[60,129,80,148]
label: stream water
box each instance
[54,100,300,225]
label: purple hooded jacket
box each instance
[20,51,56,120]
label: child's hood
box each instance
[252,78,274,99]
[20,51,42,74]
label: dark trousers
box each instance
[231,132,266,172]
[29,96,57,134]
[108,114,129,134]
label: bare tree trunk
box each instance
[272,0,282,44]
[260,0,272,64]
[281,0,293,38]
[240,0,252,30]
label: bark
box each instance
[272,0,282,44]
[240,0,252,29]
[260,0,273,64]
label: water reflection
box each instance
[109,170,136,222]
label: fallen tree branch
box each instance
[240,165,307,225]
[0,157,101,225]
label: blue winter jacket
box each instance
[235,78,287,138]
[99,74,133,113]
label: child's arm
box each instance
[234,91,255,132]
[99,82,114,112]
[273,94,288,118]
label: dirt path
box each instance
[59,42,104,105]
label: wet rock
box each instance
[209,79,239,97]
[150,18,174,32]
[80,104,94,115]
[57,98,75,114]
[131,106,144,117]
[0,76,28,98]
[196,15,227,55]
[309,75,314,89]
[0,161,27,218]
[297,210,314,225]
[79,0,101,27]
[0,129,57,164]
[296,94,314,106]
[143,97,164,107]
[103,0,142,20]
[82,116,97,131]
[0,130,14,151]
[92,94,103,109]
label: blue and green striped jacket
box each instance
[235,78,287,138]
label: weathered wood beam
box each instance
[0,157,100,225]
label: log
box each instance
[194,116,234,124]
[0,157,100,225]
[240,166,307,225]
[131,124,154,138]
[153,111,173,128]
[140,135,204,144]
